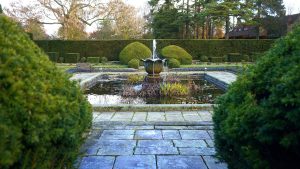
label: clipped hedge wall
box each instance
[34,39,274,62]
[213,25,300,169]
[64,53,79,63]
[210,57,224,63]
[47,52,59,62]
[0,15,92,168]
[87,57,100,63]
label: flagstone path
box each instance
[78,111,228,169]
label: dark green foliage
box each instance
[119,42,152,64]
[200,55,209,62]
[167,58,180,68]
[101,57,108,63]
[46,52,59,62]
[210,57,224,63]
[161,45,192,65]
[151,2,181,39]
[34,40,274,62]
[87,57,100,63]
[80,57,87,62]
[213,25,300,169]
[0,15,92,168]
[58,56,64,63]
[226,53,243,62]
[156,40,274,60]
[64,53,79,63]
[128,59,140,69]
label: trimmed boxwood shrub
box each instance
[119,42,152,64]
[47,52,59,62]
[101,57,108,63]
[200,55,209,62]
[161,45,192,65]
[210,57,224,63]
[213,25,300,169]
[87,57,100,63]
[128,58,140,69]
[64,53,80,63]
[0,15,92,168]
[167,58,180,68]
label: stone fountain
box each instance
[142,40,165,75]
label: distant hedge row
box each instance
[35,39,275,61]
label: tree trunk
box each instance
[185,0,190,39]
[225,16,230,39]
[256,2,261,39]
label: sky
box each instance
[1,0,300,35]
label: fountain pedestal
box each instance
[142,59,164,75]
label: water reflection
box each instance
[85,74,224,105]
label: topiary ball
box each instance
[161,45,192,65]
[213,25,300,169]
[167,58,180,68]
[128,58,140,69]
[119,42,152,64]
[0,15,92,168]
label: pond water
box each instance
[85,74,224,105]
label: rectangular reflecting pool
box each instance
[85,74,224,105]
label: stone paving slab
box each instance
[137,140,174,147]
[173,140,207,148]
[179,147,216,156]
[206,71,237,85]
[114,155,156,169]
[78,111,227,169]
[92,111,213,123]
[157,156,207,169]
[134,130,163,140]
[180,130,211,139]
[79,156,115,169]
[203,156,228,169]
[135,146,179,155]
[162,130,181,139]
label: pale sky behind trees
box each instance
[1,0,300,35]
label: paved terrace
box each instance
[78,111,228,169]
[71,71,237,91]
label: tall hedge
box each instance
[0,15,92,168]
[34,39,274,62]
[213,25,300,169]
[119,42,152,64]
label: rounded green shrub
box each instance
[119,42,152,64]
[200,55,209,62]
[213,25,300,169]
[0,15,92,168]
[128,59,140,69]
[167,58,180,68]
[101,57,108,63]
[161,45,192,65]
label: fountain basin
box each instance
[142,59,165,75]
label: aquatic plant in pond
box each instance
[160,83,189,96]
[86,74,223,105]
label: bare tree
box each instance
[5,0,110,39]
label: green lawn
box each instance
[56,62,251,72]
[180,62,251,68]
[56,63,128,71]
